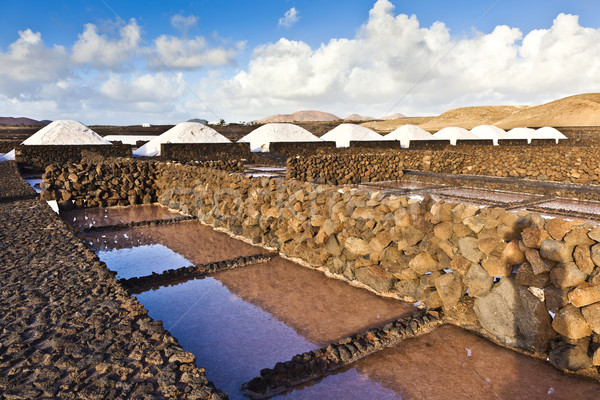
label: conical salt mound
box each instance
[384,125,432,148]
[470,125,508,145]
[133,122,231,157]
[433,126,477,145]
[535,127,567,143]
[238,123,320,152]
[507,127,536,143]
[22,120,110,145]
[321,124,382,147]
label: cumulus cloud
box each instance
[279,7,300,28]
[218,0,600,119]
[72,19,141,68]
[0,29,69,96]
[170,14,198,33]
[149,35,244,69]
[99,72,185,103]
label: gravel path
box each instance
[0,161,226,399]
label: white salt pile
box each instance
[433,127,478,145]
[133,122,230,157]
[469,125,508,145]
[238,123,320,152]
[384,125,433,148]
[320,124,382,147]
[507,127,536,143]
[22,120,110,145]
[3,149,15,160]
[535,127,567,143]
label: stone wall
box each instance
[288,145,600,185]
[15,144,132,172]
[268,141,336,156]
[40,159,242,209]
[150,163,600,375]
[0,140,21,152]
[348,140,401,150]
[161,142,251,162]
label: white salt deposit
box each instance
[384,125,433,148]
[507,127,536,143]
[469,125,508,145]
[2,149,15,160]
[433,127,478,145]
[22,120,110,145]
[320,124,382,147]
[535,127,567,143]
[238,123,320,152]
[133,122,230,157]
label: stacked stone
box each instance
[287,145,600,185]
[40,160,243,210]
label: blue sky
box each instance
[1,0,600,124]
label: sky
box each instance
[1,0,600,124]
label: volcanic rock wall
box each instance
[40,160,242,209]
[15,144,132,172]
[46,160,600,377]
[161,142,252,162]
[288,145,600,185]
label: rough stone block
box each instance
[552,304,592,340]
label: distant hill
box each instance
[382,112,407,120]
[259,110,341,123]
[187,118,208,124]
[0,117,50,126]
[418,105,527,131]
[345,114,375,121]
[493,93,600,129]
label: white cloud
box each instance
[72,19,141,68]
[216,0,600,119]
[279,7,300,28]
[0,29,69,96]
[99,72,185,103]
[171,14,198,32]
[149,35,244,69]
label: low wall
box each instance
[268,141,336,156]
[0,140,21,153]
[15,144,132,172]
[408,140,451,149]
[161,142,251,162]
[288,145,600,185]
[47,160,600,377]
[348,140,401,150]
[40,159,242,209]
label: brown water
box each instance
[62,204,181,229]
[84,221,264,265]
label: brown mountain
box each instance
[0,117,49,126]
[259,110,341,123]
[345,114,375,121]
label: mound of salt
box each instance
[384,125,433,148]
[470,125,508,145]
[535,127,567,143]
[321,124,382,147]
[433,127,478,145]
[133,122,231,157]
[22,120,110,145]
[507,127,536,143]
[238,123,320,152]
[2,149,15,161]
